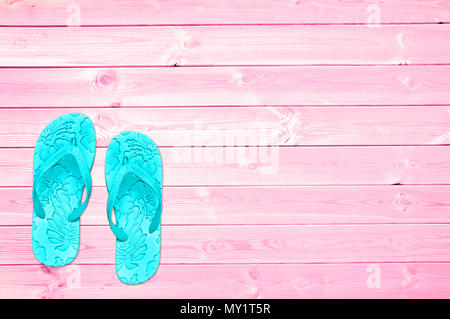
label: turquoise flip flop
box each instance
[105,131,163,285]
[32,113,96,267]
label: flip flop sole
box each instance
[105,131,163,285]
[32,113,96,267]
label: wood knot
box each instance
[394,192,414,213]
[94,70,118,92]
[183,36,201,49]
[41,265,51,273]
[396,32,414,49]
[233,72,254,87]
[204,238,233,253]
[397,73,423,90]
[248,268,261,280]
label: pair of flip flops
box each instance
[32,113,163,285]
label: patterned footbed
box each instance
[105,131,163,285]
[32,113,96,267]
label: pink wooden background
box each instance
[1,0,450,298]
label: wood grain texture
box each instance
[4,106,450,147]
[3,146,450,187]
[1,0,450,299]
[3,225,450,264]
[2,25,450,66]
[1,263,450,298]
[3,186,450,226]
[1,0,449,25]
[1,66,450,107]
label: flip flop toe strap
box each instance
[107,163,162,242]
[33,144,92,222]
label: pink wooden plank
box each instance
[3,186,450,226]
[1,263,450,298]
[1,66,449,107]
[3,225,450,264]
[4,106,450,147]
[2,25,450,66]
[1,0,449,25]
[2,146,450,187]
